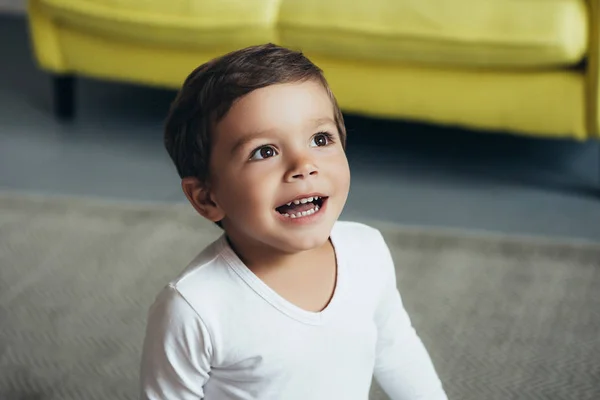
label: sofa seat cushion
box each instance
[279,0,588,68]
[38,0,280,49]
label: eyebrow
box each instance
[230,130,276,156]
[229,117,337,156]
[311,117,336,127]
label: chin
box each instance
[279,227,332,253]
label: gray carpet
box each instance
[1,192,599,400]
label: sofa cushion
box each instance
[38,0,280,49]
[278,0,588,68]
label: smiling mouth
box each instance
[275,196,327,219]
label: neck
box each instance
[225,234,331,273]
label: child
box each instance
[140,43,447,400]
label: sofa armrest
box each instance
[586,0,600,136]
[27,0,67,73]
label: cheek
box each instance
[329,152,351,181]
[216,167,278,212]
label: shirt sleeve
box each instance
[140,285,212,400]
[372,231,448,400]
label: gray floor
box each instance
[2,14,600,241]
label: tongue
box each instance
[277,202,315,214]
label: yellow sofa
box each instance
[27,0,599,141]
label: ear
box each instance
[181,177,225,222]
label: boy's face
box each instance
[207,80,350,255]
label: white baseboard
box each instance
[0,0,26,14]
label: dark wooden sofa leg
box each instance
[52,75,75,120]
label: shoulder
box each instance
[332,220,396,281]
[332,220,393,272]
[168,235,243,301]
[169,235,226,288]
[332,221,396,310]
[332,220,388,252]
[146,235,238,333]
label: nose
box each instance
[284,153,318,182]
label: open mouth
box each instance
[275,196,327,219]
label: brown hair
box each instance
[164,43,346,182]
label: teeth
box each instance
[280,199,324,219]
[281,206,321,218]
[285,196,322,207]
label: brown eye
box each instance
[311,132,332,147]
[250,145,278,160]
[260,147,274,158]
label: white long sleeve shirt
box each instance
[140,221,447,400]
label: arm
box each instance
[373,232,447,400]
[140,285,212,400]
